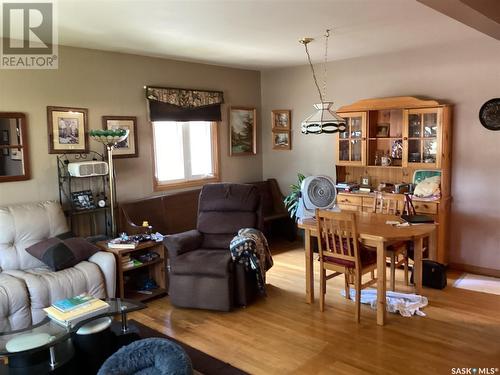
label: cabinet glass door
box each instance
[404,109,441,168]
[336,112,366,166]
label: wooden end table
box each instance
[97,241,168,302]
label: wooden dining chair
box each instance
[372,193,409,290]
[315,209,377,322]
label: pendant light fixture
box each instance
[300,29,346,134]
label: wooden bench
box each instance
[248,178,296,241]
[119,179,296,241]
[118,189,200,235]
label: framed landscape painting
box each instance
[229,107,256,156]
[102,116,138,158]
[47,106,88,154]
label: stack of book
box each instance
[122,255,142,270]
[108,237,138,249]
[335,182,360,192]
[44,293,110,328]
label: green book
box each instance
[51,293,94,313]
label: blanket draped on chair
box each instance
[230,228,273,295]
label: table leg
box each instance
[304,229,314,304]
[49,346,57,369]
[414,236,423,294]
[428,228,437,261]
[376,241,386,326]
[121,306,129,333]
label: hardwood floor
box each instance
[130,241,500,374]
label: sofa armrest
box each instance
[163,229,203,259]
[88,251,116,298]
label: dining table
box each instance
[298,212,437,325]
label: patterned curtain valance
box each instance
[146,86,224,122]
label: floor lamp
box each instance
[90,129,129,237]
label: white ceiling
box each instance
[56,0,486,70]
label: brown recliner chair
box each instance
[163,183,262,311]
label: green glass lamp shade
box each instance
[90,129,129,145]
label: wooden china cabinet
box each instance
[335,96,452,264]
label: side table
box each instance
[97,240,168,301]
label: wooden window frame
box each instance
[152,121,220,191]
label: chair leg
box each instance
[322,268,327,295]
[355,271,361,323]
[344,274,350,300]
[404,253,409,286]
[319,267,325,312]
[371,270,375,279]
[390,253,396,292]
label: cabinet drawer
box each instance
[362,197,375,208]
[337,195,362,206]
[338,204,359,212]
[413,201,438,214]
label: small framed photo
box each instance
[102,116,138,158]
[272,110,291,130]
[376,123,390,137]
[361,175,371,186]
[71,190,95,210]
[11,149,22,160]
[47,106,89,154]
[272,131,291,150]
[229,106,257,156]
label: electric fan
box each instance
[296,175,339,221]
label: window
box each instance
[152,121,219,190]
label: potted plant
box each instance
[283,173,306,222]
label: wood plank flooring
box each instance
[130,241,500,375]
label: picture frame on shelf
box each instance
[376,123,390,137]
[102,116,138,158]
[229,106,257,156]
[47,106,89,154]
[272,110,291,130]
[11,148,22,160]
[71,190,96,210]
[272,131,291,150]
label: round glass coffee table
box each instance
[0,298,145,374]
[0,317,72,374]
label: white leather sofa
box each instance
[0,201,116,330]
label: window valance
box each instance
[146,86,224,122]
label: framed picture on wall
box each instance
[272,131,291,150]
[102,116,138,158]
[47,106,89,154]
[272,110,291,130]
[229,106,257,156]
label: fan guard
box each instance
[306,177,336,208]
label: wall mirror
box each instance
[0,112,30,182]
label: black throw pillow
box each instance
[26,237,99,271]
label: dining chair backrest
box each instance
[372,193,405,215]
[316,209,360,267]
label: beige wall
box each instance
[0,46,262,205]
[261,37,500,271]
